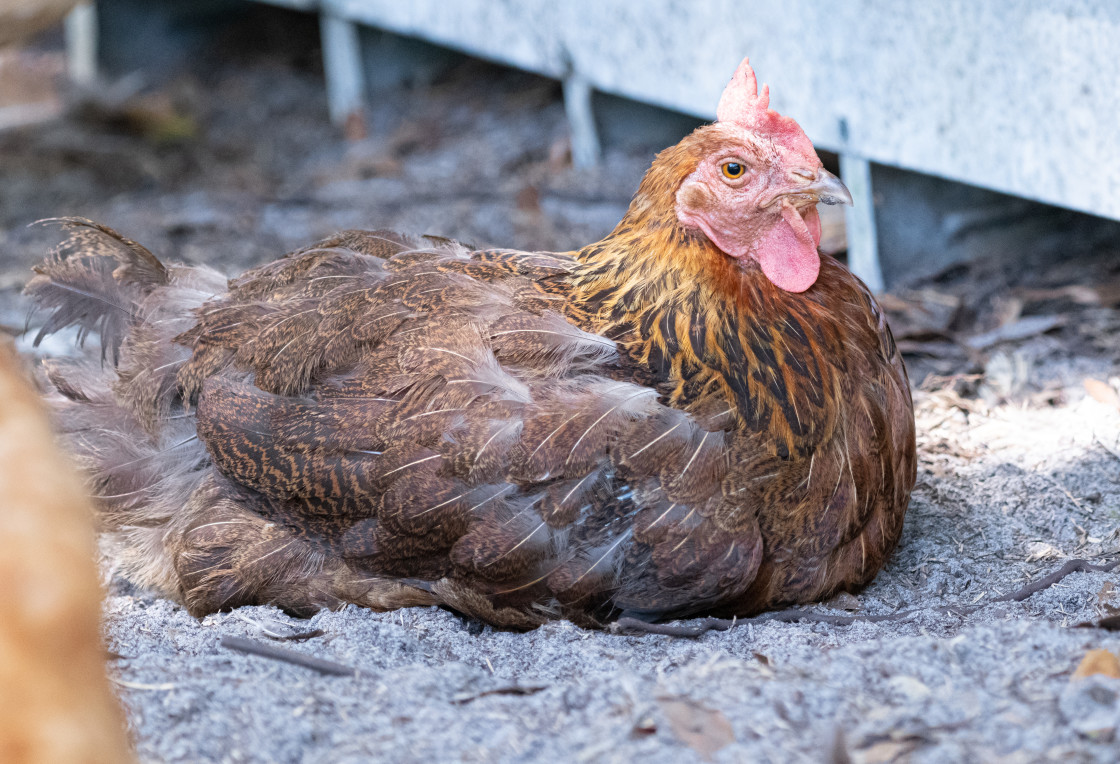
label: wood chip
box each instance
[657,697,734,760]
[1084,379,1120,411]
[878,289,961,341]
[1097,582,1115,605]
[1072,649,1120,680]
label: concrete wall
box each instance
[318,0,1120,224]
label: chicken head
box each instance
[674,57,852,293]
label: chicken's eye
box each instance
[721,161,745,180]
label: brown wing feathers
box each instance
[184,232,750,622]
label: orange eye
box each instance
[721,161,745,180]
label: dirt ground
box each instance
[2,22,1120,763]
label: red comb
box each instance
[716,58,817,164]
[716,57,770,123]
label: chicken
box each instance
[0,338,133,763]
[0,0,79,48]
[26,58,915,628]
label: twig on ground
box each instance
[992,558,1120,602]
[611,557,1120,638]
[109,676,176,691]
[613,609,920,637]
[220,635,355,676]
[451,685,548,704]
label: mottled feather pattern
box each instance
[28,123,915,628]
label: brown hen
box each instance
[26,58,915,628]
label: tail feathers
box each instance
[44,358,212,596]
[26,220,225,598]
[24,218,170,363]
[40,217,169,287]
[25,252,137,364]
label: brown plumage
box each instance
[26,58,914,629]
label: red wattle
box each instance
[756,202,820,293]
[803,206,821,248]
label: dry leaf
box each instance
[1099,282,1120,307]
[878,289,961,341]
[965,314,1063,350]
[887,675,932,701]
[1024,542,1063,563]
[1017,283,1120,308]
[1072,649,1120,680]
[980,349,1031,401]
[1084,379,1120,411]
[1097,583,1120,616]
[1017,285,1102,306]
[991,295,1024,329]
[828,592,862,611]
[1075,615,1120,632]
[657,697,735,760]
[343,110,368,142]
[516,185,541,213]
[547,136,571,170]
[855,738,922,764]
[829,726,853,764]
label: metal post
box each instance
[562,72,600,169]
[64,2,98,87]
[320,10,365,126]
[839,154,885,293]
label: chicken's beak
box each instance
[800,169,853,206]
[769,168,853,208]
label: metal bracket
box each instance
[64,2,99,87]
[562,72,601,168]
[839,154,885,293]
[320,11,365,126]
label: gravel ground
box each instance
[3,21,1120,762]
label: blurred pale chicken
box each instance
[0,339,132,764]
[0,1,132,757]
[0,0,79,47]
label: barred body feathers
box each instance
[27,58,915,628]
